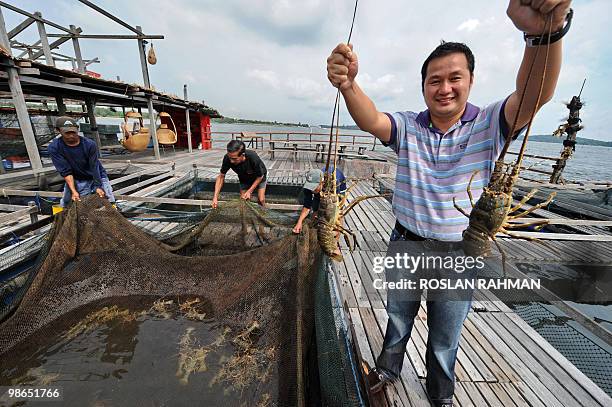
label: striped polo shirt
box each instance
[384,98,513,241]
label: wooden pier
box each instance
[3,144,611,406]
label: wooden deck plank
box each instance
[453,381,474,407]
[371,308,431,406]
[462,317,520,382]
[479,312,583,407]
[469,313,564,407]
[459,315,510,383]
[498,383,530,407]
[372,307,427,381]
[461,382,488,406]
[359,307,413,407]
[504,312,612,406]
[475,382,506,407]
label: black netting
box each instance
[511,302,612,396]
[0,195,322,406]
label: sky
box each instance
[4,0,612,141]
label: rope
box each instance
[324,0,359,191]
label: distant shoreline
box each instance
[91,113,612,147]
[321,124,612,147]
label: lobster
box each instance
[317,172,382,261]
[316,73,384,261]
[454,16,558,272]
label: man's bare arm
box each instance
[327,43,392,143]
[64,175,81,201]
[504,0,571,134]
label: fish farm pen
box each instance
[1,2,612,407]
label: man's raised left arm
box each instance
[504,0,572,135]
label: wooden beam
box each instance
[135,25,160,161]
[0,203,28,211]
[70,24,85,74]
[18,75,146,101]
[29,30,76,60]
[0,49,44,170]
[498,231,612,241]
[61,77,82,84]
[184,84,192,153]
[114,171,175,195]
[0,189,301,211]
[46,33,164,40]
[34,12,54,66]
[76,0,142,35]
[16,39,39,58]
[136,26,151,88]
[0,206,38,225]
[0,5,11,52]
[84,99,102,154]
[508,218,612,226]
[109,164,173,186]
[7,16,35,39]
[0,2,72,33]
[18,67,39,75]
[0,166,56,181]
[55,95,66,115]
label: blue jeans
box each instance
[60,177,115,207]
[376,227,473,405]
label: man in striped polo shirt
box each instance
[327,0,571,405]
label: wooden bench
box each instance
[269,141,325,160]
[316,144,369,162]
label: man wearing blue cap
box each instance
[49,116,115,207]
[292,167,346,234]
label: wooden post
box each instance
[70,24,85,74]
[147,99,160,160]
[136,26,151,88]
[136,25,160,160]
[41,100,54,128]
[55,96,66,115]
[0,7,43,173]
[34,12,54,66]
[28,201,38,224]
[184,84,193,153]
[85,98,102,156]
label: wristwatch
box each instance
[524,8,573,47]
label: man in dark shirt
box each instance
[292,167,346,234]
[213,140,268,208]
[49,116,115,207]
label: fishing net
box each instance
[0,195,323,406]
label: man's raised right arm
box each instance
[327,43,391,143]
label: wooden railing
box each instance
[506,151,559,177]
[209,130,379,150]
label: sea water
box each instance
[0,296,272,406]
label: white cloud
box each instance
[358,73,404,101]
[457,19,481,32]
[4,0,612,140]
[247,69,281,90]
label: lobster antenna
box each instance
[497,16,550,162]
[325,0,359,189]
[515,15,554,166]
[578,78,586,98]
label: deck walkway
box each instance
[337,182,611,407]
[1,146,612,406]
